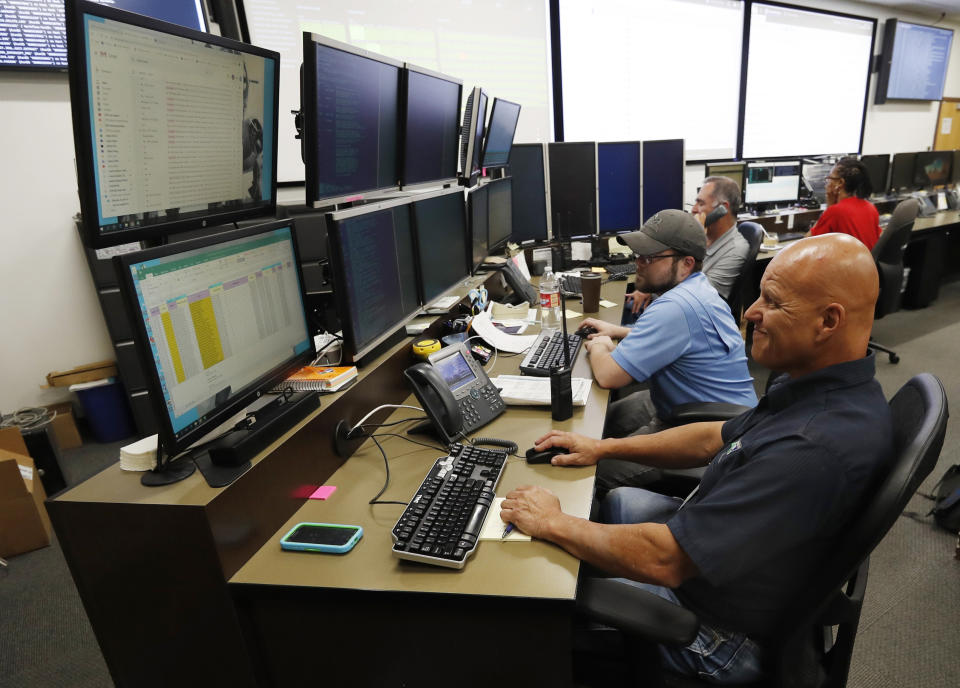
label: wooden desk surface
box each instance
[230,277,626,600]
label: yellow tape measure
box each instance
[412,338,441,359]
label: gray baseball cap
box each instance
[617,209,706,261]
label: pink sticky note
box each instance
[309,485,337,500]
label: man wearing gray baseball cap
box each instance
[579,210,756,492]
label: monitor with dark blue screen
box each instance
[642,139,684,221]
[598,141,641,233]
[411,187,469,304]
[401,64,462,189]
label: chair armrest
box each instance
[666,402,753,424]
[577,577,700,646]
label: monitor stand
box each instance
[141,455,196,486]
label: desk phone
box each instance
[404,343,505,445]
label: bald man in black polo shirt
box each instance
[501,234,892,683]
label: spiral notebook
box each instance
[274,366,357,392]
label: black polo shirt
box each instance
[667,352,892,637]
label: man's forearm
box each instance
[543,513,697,587]
[596,421,726,469]
[588,347,634,388]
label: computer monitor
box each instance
[67,0,279,248]
[889,152,918,192]
[480,98,522,170]
[302,33,401,208]
[953,151,960,185]
[642,139,684,222]
[115,220,315,485]
[326,197,421,362]
[459,87,488,187]
[598,141,641,234]
[876,19,953,104]
[468,183,489,273]
[401,64,462,190]
[913,151,953,189]
[801,162,832,204]
[548,141,597,239]
[860,154,890,197]
[507,143,549,244]
[410,187,469,305]
[704,162,745,191]
[3,0,207,71]
[744,161,801,207]
[487,178,513,253]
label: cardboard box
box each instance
[45,360,117,388]
[45,401,82,450]
[0,428,52,557]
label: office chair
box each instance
[868,198,920,364]
[576,372,948,688]
[724,222,765,325]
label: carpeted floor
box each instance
[2,282,959,688]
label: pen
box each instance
[501,523,514,539]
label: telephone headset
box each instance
[403,342,513,450]
[703,204,728,226]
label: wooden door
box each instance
[933,98,960,150]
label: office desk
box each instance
[229,280,627,687]
[47,273,626,688]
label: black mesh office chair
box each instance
[868,198,920,364]
[724,222,765,325]
[576,372,948,688]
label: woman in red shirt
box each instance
[809,157,882,250]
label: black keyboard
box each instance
[605,262,635,280]
[519,330,583,376]
[391,443,508,569]
[559,274,582,295]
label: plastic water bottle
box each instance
[539,268,561,331]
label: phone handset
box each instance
[404,362,464,446]
[703,204,728,226]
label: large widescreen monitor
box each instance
[487,178,513,253]
[115,220,314,485]
[480,98,522,170]
[326,197,421,362]
[598,141,641,233]
[742,3,874,159]
[860,154,890,197]
[401,64,462,189]
[302,33,401,208]
[744,161,801,207]
[508,143,549,243]
[67,0,278,248]
[2,0,207,71]
[642,139,684,222]
[410,187,469,305]
[548,142,597,239]
[913,151,953,189]
[558,0,743,160]
[876,19,953,103]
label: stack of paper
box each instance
[119,434,158,472]
[491,375,592,406]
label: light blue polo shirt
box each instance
[610,272,757,417]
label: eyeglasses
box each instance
[635,252,680,266]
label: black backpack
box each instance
[925,465,960,532]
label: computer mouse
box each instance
[525,447,568,464]
[574,325,598,338]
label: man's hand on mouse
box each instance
[578,317,629,341]
[532,430,600,466]
[500,485,561,539]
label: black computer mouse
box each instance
[574,325,598,338]
[525,447,568,464]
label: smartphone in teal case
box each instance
[280,522,363,554]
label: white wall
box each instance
[0,71,113,414]
[2,0,959,412]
